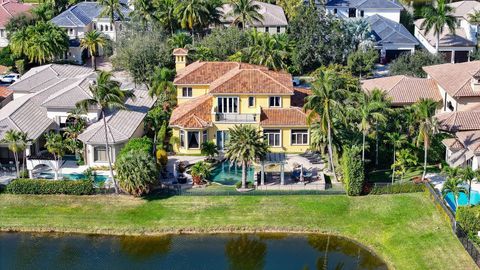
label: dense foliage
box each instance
[6,179,94,195]
[118,137,154,159]
[389,50,445,78]
[369,182,425,195]
[341,145,364,196]
[116,151,158,196]
[456,206,480,236]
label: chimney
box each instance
[472,71,480,92]
[173,48,189,73]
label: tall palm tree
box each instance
[148,67,176,109]
[304,69,349,182]
[228,0,264,29]
[154,0,179,34]
[44,131,67,180]
[174,0,210,43]
[167,32,193,49]
[76,71,135,194]
[385,132,407,184]
[224,125,269,189]
[420,0,456,53]
[2,130,27,178]
[80,30,107,70]
[357,90,387,162]
[442,177,468,210]
[145,106,169,155]
[64,121,86,159]
[468,10,480,49]
[462,167,477,206]
[414,98,439,181]
[99,0,127,41]
[131,0,158,30]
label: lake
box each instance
[0,233,387,270]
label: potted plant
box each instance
[177,162,187,184]
[190,161,212,186]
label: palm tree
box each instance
[144,106,169,155]
[81,30,107,70]
[224,125,269,189]
[462,167,477,206]
[385,132,407,184]
[167,32,193,49]
[131,0,158,30]
[414,98,439,181]
[154,0,179,34]
[420,0,456,53]
[201,141,219,161]
[76,71,135,194]
[392,149,418,182]
[44,131,67,180]
[442,177,468,209]
[468,10,480,49]
[116,150,158,196]
[64,121,86,159]
[2,130,27,178]
[190,161,212,185]
[148,67,176,109]
[357,90,387,162]
[304,69,348,182]
[228,0,264,29]
[99,0,127,41]
[174,0,210,43]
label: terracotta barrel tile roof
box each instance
[169,95,212,129]
[442,138,465,151]
[423,61,480,97]
[361,75,440,105]
[436,110,480,132]
[260,107,307,127]
[0,86,12,98]
[174,62,241,85]
[172,48,189,55]
[455,130,480,154]
[0,0,32,28]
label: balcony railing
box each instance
[215,113,257,123]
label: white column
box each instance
[451,50,455,63]
[261,162,265,186]
[280,164,285,185]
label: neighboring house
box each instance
[219,1,288,34]
[169,49,310,154]
[0,86,12,108]
[51,1,130,64]
[0,0,33,48]
[0,64,154,174]
[325,0,418,62]
[361,61,480,169]
[414,0,480,63]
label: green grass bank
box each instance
[0,193,476,269]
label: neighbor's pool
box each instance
[209,161,255,185]
[445,190,480,212]
[37,172,109,183]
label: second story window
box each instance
[269,96,281,107]
[248,96,255,107]
[264,129,281,147]
[360,10,364,17]
[182,87,192,97]
[100,25,104,31]
[218,97,238,113]
[276,26,281,33]
[349,8,356,18]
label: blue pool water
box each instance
[445,190,480,212]
[209,161,255,185]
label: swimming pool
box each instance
[209,161,255,185]
[444,190,480,212]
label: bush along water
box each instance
[6,179,94,195]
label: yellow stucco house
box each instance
[169,48,311,155]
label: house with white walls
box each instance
[51,1,130,64]
[0,0,32,48]
[324,0,418,62]
[414,0,479,63]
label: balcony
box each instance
[215,113,258,123]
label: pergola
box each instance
[259,153,287,186]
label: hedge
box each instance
[457,206,480,236]
[370,182,425,195]
[118,137,153,159]
[6,179,94,195]
[341,145,364,196]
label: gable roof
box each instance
[0,0,32,28]
[169,95,212,129]
[437,110,480,132]
[174,61,294,95]
[366,15,418,46]
[448,0,480,20]
[220,1,288,27]
[51,1,130,27]
[415,19,476,48]
[78,88,155,144]
[326,0,403,9]
[423,61,480,97]
[260,107,308,127]
[361,75,440,105]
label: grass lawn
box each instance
[0,192,476,269]
[368,165,441,183]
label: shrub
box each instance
[118,137,153,158]
[341,145,364,196]
[457,206,480,235]
[116,151,158,196]
[6,179,94,195]
[389,50,444,78]
[236,181,254,189]
[156,149,168,167]
[369,182,425,195]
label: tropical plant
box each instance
[32,2,56,21]
[347,48,378,78]
[201,141,218,161]
[99,0,127,40]
[389,50,444,78]
[116,150,158,196]
[2,130,28,178]
[145,106,169,154]
[228,0,264,29]
[461,167,477,206]
[392,149,418,182]
[154,0,179,34]
[64,120,86,159]
[341,145,364,196]
[76,71,135,193]
[190,161,212,185]
[130,0,158,29]
[148,67,176,109]
[414,98,439,180]
[420,0,456,53]
[44,131,67,180]
[468,9,480,24]
[442,177,468,209]
[224,125,269,189]
[167,32,193,48]
[385,132,408,183]
[81,30,107,70]
[174,0,210,42]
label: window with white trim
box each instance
[269,96,281,107]
[202,130,208,143]
[291,130,309,145]
[182,87,192,97]
[217,97,239,113]
[248,96,255,107]
[94,146,108,162]
[180,130,185,148]
[264,129,281,147]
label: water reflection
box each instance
[119,235,172,260]
[225,234,267,270]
